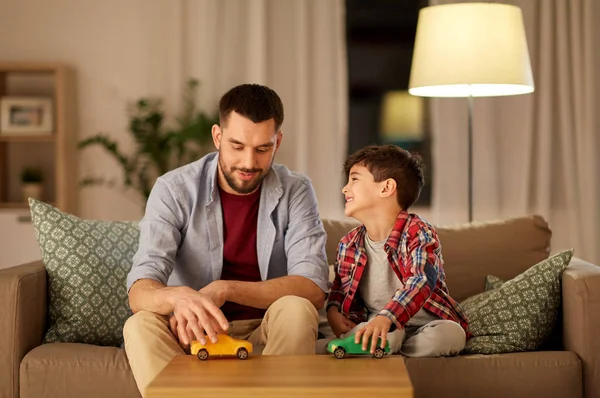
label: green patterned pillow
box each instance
[29,199,139,347]
[460,275,506,309]
[484,275,505,291]
[461,249,574,354]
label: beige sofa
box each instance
[1,215,599,398]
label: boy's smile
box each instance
[342,165,382,219]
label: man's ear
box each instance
[275,130,283,150]
[212,124,222,150]
[380,178,397,198]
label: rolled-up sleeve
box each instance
[284,180,329,292]
[126,178,186,292]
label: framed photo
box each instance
[0,97,53,135]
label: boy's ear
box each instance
[380,178,397,198]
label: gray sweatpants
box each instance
[317,315,466,357]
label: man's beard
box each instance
[219,156,269,194]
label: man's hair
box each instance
[219,84,284,131]
[344,145,425,210]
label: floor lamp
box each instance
[408,3,535,222]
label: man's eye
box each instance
[351,177,358,181]
[256,148,269,153]
[233,146,243,151]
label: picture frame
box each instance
[0,97,53,135]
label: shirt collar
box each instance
[207,153,220,204]
[348,210,410,251]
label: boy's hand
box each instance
[355,315,393,354]
[327,307,357,337]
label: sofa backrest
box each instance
[321,215,552,302]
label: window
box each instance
[346,0,431,206]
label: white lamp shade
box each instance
[408,3,534,98]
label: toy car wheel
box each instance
[237,348,249,360]
[333,347,346,359]
[373,348,385,359]
[197,349,209,361]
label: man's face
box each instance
[212,111,282,195]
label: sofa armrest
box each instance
[0,261,47,398]
[562,257,600,398]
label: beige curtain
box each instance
[429,0,599,263]
[173,0,348,219]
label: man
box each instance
[123,84,329,396]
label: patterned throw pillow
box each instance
[29,199,139,347]
[484,275,505,291]
[461,249,574,354]
[460,275,506,309]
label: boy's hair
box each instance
[344,145,425,210]
[219,84,284,131]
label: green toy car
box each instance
[327,334,391,359]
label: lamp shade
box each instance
[408,3,534,98]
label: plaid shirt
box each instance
[327,211,469,335]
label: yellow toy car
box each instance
[190,334,253,360]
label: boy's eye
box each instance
[351,177,358,181]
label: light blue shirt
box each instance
[127,152,329,294]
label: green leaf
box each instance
[78,79,216,209]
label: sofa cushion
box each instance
[406,351,582,398]
[461,249,574,354]
[20,343,141,398]
[29,199,138,347]
[436,215,552,301]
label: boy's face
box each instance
[342,164,385,219]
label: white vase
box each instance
[22,183,43,201]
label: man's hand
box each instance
[327,307,357,337]
[199,280,230,308]
[354,315,393,353]
[171,288,229,347]
[168,312,227,348]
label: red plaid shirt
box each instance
[327,211,469,335]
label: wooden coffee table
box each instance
[146,354,413,398]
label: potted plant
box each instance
[78,79,218,207]
[21,166,44,201]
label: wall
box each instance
[0,1,196,267]
[0,0,197,222]
[0,210,40,268]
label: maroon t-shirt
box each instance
[218,186,266,321]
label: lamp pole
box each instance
[467,93,474,223]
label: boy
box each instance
[326,145,469,357]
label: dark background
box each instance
[346,0,431,205]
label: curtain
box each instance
[173,0,348,219]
